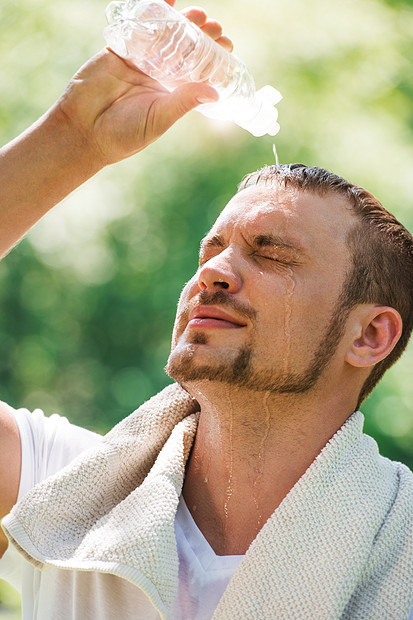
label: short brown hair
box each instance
[239,164,413,407]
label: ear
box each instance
[345,305,403,368]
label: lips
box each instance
[187,305,247,330]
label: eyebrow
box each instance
[200,232,305,256]
[252,234,305,255]
[200,234,225,251]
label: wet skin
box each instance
[166,183,367,555]
[167,182,357,388]
[167,184,403,555]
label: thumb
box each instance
[160,82,218,126]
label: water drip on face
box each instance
[282,265,296,377]
[252,390,271,528]
[223,387,234,524]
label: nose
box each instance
[197,251,242,293]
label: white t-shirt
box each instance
[173,497,243,619]
[0,406,242,619]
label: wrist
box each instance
[42,101,107,179]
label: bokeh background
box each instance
[0,0,412,615]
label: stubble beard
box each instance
[165,294,351,394]
[166,336,253,387]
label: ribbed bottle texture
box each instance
[104,0,282,136]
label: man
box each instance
[0,2,412,618]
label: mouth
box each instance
[187,305,247,330]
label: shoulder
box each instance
[0,401,20,444]
[362,448,413,581]
[5,402,103,498]
[361,431,413,514]
[375,456,413,532]
[0,401,22,557]
[348,456,413,615]
[0,401,21,504]
[0,401,101,559]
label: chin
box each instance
[165,341,209,383]
[165,344,253,387]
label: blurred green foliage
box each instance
[0,0,412,477]
[0,0,412,611]
[0,0,412,447]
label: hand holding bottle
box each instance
[57,3,233,166]
[104,0,281,136]
[0,2,232,257]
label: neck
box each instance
[182,381,356,555]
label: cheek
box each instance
[252,276,300,344]
[177,275,199,312]
[285,284,337,351]
[171,277,199,345]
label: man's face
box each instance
[166,183,356,393]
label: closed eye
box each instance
[255,253,297,266]
[252,233,305,266]
[199,233,225,266]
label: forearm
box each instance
[0,15,223,260]
[0,104,103,259]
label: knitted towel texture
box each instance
[3,383,413,619]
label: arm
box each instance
[0,3,231,553]
[0,404,21,557]
[0,49,217,259]
[0,3,232,258]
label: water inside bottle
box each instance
[104,0,281,135]
[108,14,249,99]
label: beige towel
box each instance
[3,383,413,618]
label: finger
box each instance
[199,19,223,41]
[172,81,218,108]
[181,6,208,28]
[148,82,217,145]
[159,82,218,129]
[215,35,234,53]
[181,10,232,51]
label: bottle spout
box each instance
[235,85,282,137]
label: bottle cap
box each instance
[235,85,282,137]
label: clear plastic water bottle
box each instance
[103,0,282,136]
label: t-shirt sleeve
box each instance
[10,405,103,500]
[0,404,102,586]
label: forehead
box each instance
[210,184,356,255]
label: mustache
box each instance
[180,289,257,322]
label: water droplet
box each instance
[223,387,234,523]
[252,391,271,527]
[282,265,296,376]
